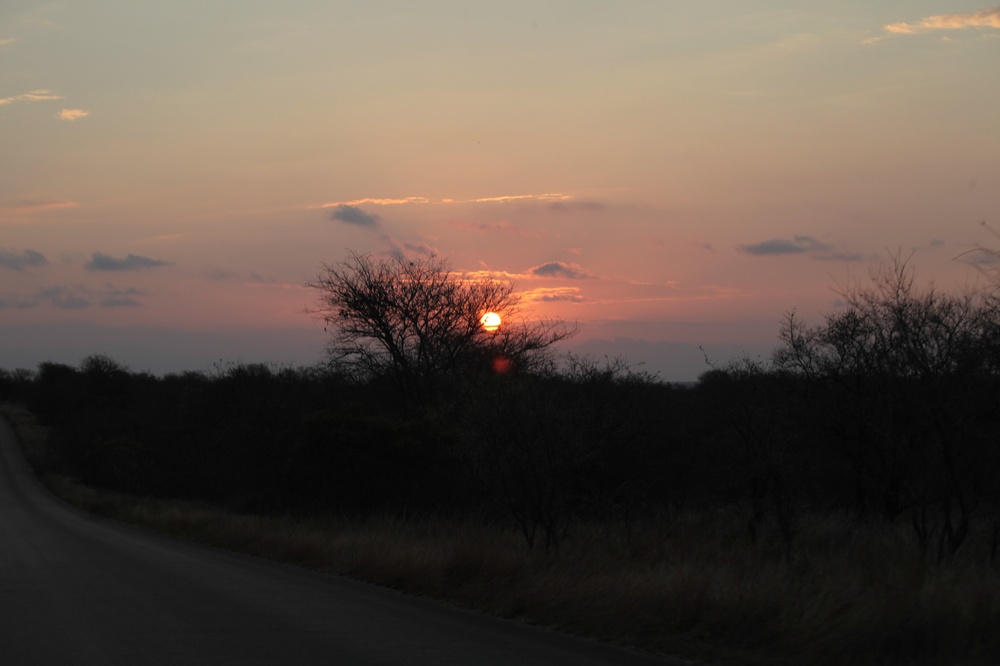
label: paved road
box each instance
[0,417,683,665]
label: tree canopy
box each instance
[308,251,575,408]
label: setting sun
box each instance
[480,312,501,332]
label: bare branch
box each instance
[306,251,576,408]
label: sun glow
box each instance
[480,312,502,332]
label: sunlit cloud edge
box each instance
[883,6,1000,36]
[310,192,573,209]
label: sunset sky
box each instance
[2,2,998,381]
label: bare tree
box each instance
[774,252,1000,561]
[307,251,575,409]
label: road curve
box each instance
[0,417,682,665]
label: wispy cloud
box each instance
[466,261,598,282]
[472,193,572,204]
[102,286,146,298]
[328,196,433,206]
[529,261,596,279]
[1,90,89,122]
[522,287,587,303]
[739,236,832,256]
[38,286,89,309]
[56,294,89,309]
[59,108,89,121]
[884,6,1000,35]
[85,252,174,271]
[328,204,381,227]
[375,234,440,260]
[0,248,47,271]
[313,192,572,209]
[402,240,438,257]
[814,251,865,262]
[0,200,80,216]
[739,236,863,261]
[0,89,63,106]
[100,297,141,308]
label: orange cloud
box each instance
[469,193,572,204]
[312,192,571,209]
[0,89,63,106]
[321,196,432,207]
[885,6,1000,34]
[521,287,586,303]
[59,108,89,121]
[464,269,524,282]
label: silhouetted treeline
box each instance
[2,344,999,560]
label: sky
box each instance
[2,1,998,381]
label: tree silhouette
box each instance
[775,252,1000,561]
[308,251,575,410]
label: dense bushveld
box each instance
[3,259,1000,663]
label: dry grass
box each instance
[36,481,1000,665]
[4,406,999,664]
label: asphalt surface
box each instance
[0,416,684,665]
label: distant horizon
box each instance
[0,317,774,383]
